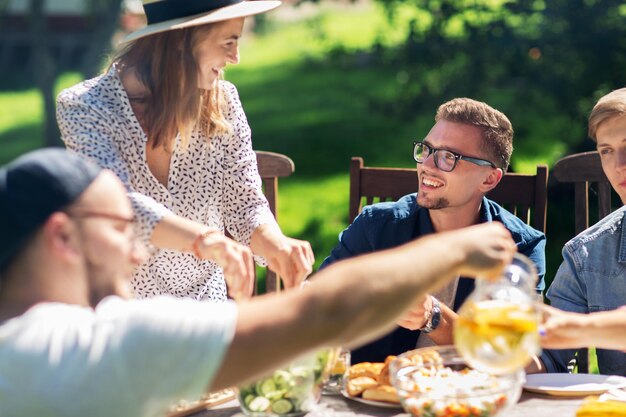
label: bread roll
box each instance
[377,363,392,386]
[346,376,378,397]
[347,362,385,380]
[362,385,400,404]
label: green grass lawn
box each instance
[0,73,82,165]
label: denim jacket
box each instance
[320,193,546,363]
[542,205,626,376]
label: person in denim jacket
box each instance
[320,98,546,364]
[540,88,626,376]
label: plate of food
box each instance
[523,374,626,397]
[342,359,403,409]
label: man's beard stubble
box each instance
[416,193,450,210]
[84,259,132,307]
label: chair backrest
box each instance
[552,151,614,374]
[254,150,295,293]
[349,157,549,233]
[553,151,613,235]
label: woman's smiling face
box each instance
[194,18,244,90]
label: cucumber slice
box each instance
[299,397,315,412]
[265,390,284,401]
[255,379,277,396]
[244,394,255,407]
[248,396,271,412]
[271,399,294,415]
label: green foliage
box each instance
[368,0,626,161]
[0,73,82,164]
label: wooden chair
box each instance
[349,157,549,233]
[553,151,616,373]
[553,151,614,235]
[254,150,295,293]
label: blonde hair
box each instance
[435,98,513,171]
[588,88,626,142]
[113,24,231,151]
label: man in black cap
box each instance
[0,149,516,417]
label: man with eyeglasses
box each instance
[321,98,546,364]
[0,148,518,416]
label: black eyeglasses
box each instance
[413,141,497,172]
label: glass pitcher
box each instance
[453,253,541,375]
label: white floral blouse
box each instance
[56,65,277,302]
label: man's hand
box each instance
[454,223,517,280]
[251,225,315,288]
[198,231,255,300]
[396,295,433,330]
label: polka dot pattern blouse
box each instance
[56,65,277,302]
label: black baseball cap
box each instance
[0,148,102,268]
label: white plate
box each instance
[523,373,626,397]
[340,389,403,409]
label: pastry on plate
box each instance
[362,385,400,404]
[346,376,378,397]
[347,362,385,380]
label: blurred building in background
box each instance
[0,0,144,83]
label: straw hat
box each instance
[124,0,282,43]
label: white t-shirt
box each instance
[0,296,237,417]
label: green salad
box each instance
[238,349,334,416]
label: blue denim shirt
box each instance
[320,193,546,363]
[542,205,626,376]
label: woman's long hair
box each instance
[113,25,231,151]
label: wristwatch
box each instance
[420,296,441,334]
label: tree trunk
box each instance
[29,0,61,147]
[80,0,124,78]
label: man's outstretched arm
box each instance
[211,223,516,390]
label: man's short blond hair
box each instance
[435,98,513,171]
[588,88,626,142]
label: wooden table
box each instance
[190,391,584,417]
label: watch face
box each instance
[431,306,441,328]
[422,298,441,333]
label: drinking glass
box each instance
[322,348,351,395]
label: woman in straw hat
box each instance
[57,0,314,302]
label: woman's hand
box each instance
[250,225,315,288]
[538,305,591,349]
[197,231,255,300]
